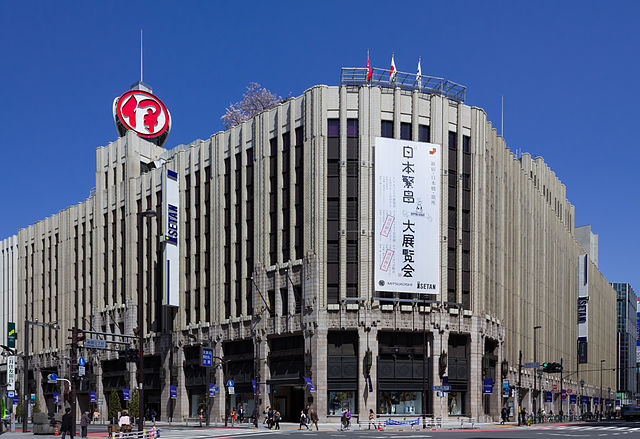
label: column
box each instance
[432,327,449,421]
[313,328,327,421]
[211,342,225,423]
[469,319,483,421]
[174,347,188,420]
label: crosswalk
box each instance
[155,427,286,439]
[540,424,640,435]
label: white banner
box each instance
[7,356,15,390]
[374,137,441,294]
[577,254,589,341]
[162,169,180,307]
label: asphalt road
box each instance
[3,420,640,438]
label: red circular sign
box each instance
[115,90,170,138]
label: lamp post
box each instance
[138,209,157,431]
[22,320,59,433]
[580,379,585,416]
[533,325,541,417]
[600,360,605,421]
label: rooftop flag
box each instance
[390,53,396,82]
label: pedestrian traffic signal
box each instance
[542,362,562,373]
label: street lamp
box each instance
[580,379,585,415]
[138,209,157,431]
[22,320,59,433]
[533,325,541,417]
[600,360,605,421]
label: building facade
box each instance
[611,282,638,403]
[2,74,618,423]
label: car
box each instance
[621,405,640,421]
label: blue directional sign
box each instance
[122,389,130,401]
[170,385,177,399]
[569,394,577,404]
[53,393,61,403]
[201,348,213,367]
[581,395,588,404]
[545,392,553,402]
[7,391,14,398]
[78,357,86,367]
[89,391,96,403]
[209,383,216,397]
[432,385,451,391]
[12,397,18,405]
[47,373,58,382]
[227,379,234,387]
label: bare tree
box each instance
[221,82,281,129]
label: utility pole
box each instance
[558,357,563,420]
[70,327,79,435]
[517,350,522,426]
[22,320,29,434]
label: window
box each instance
[328,119,340,137]
[378,391,422,415]
[381,120,394,138]
[328,391,356,416]
[400,122,411,140]
[418,125,430,143]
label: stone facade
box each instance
[3,83,617,423]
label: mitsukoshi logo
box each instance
[113,89,171,146]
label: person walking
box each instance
[80,412,90,438]
[198,407,204,427]
[118,410,131,432]
[230,407,237,427]
[274,410,281,430]
[61,408,74,439]
[368,409,376,429]
[309,408,319,431]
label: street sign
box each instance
[89,391,96,402]
[7,391,14,398]
[85,338,107,349]
[209,383,216,397]
[524,362,540,368]
[30,394,35,401]
[53,393,60,403]
[79,366,85,377]
[7,356,16,390]
[201,347,213,367]
[570,394,577,404]
[227,379,234,387]
[7,322,15,348]
[228,387,235,395]
[170,385,177,399]
[78,357,86,367]
[12,397,18,405]
[47,373,58,383]
[545,392,552,402]
[502,381,509,397]
[122,389,130,401]
[432,385,451,391]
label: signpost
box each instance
[432,385,451,391]
[7,322,15,348]
[524,362,540,368]
[201,347,213,367]
[47,373,58,384]
[85,338,107,349]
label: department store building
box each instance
[0,68,617,423]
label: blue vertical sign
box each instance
[89,391,96,403]
[122,389,130,401]
[502,381,509,397]
[170,385,177,399]
[251,380,257,395]
[53,393,60,403]
[545,392,553,403]
[569,394,577,404]
[483,378,493,394]
[209,383,215,398]
[582,396,588,405]
[201,348,213,367]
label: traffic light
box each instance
[542,362,563,373]
[118,348,139,362]
[69,327,86,349]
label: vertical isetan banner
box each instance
[577,254,589,363]
[374,137,441,295]
[163,169,180,307]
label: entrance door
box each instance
[271,385,306,421]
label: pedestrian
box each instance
[61,408,74,439]
[267,407,273,429]
[500,406,507,424]
[118,410,131,432]
[368,409,375,429]
[238,405,244,423]
[152,409,157,426]
[274,410,281,430]
[198,407,204,427]
[80,411,90,438]
[310,408,319,431]
[231,407,237,427]
[93,410,99,423]
[299,410,308,429]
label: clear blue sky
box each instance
[1,1,638,292]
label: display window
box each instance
[377,391,422,415]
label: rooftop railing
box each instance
[340,67,466,103]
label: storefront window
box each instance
[328,391,355,415]
[448,392,463,415]
[377,391,422,415]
